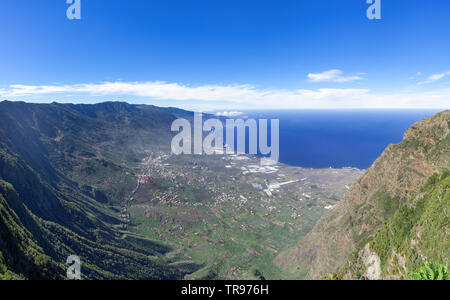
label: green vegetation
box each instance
[0,101,199,279]
[126,153,357,280]
[0,180,60,280]
[2,101,446,281]
[366,171,449,278]
[408,261,449,280]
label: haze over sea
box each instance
[228,110,441,170]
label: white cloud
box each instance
[0,81,449,110]
[307,69,363,83]
[215,111,244,117]
[418,71,450,85]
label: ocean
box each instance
[221,110,441,170]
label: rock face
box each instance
[275,110,450,279]
[359,244,381,280]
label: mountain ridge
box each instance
[0,101,201,279]
[1,101,448,280]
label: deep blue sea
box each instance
[222,110,441,170]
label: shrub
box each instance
[408,261,449,280]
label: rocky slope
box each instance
[275,110,449,279]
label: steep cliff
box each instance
[276,110,449,279]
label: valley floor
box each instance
[121,152,361,279]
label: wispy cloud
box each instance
[307,69,363,83]
[418,71,450,85]
[1,81,449,110]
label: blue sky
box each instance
[0,0,449,110]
